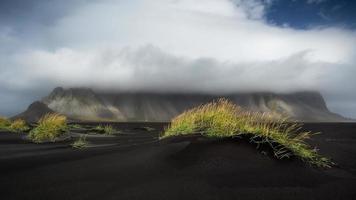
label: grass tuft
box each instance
[71,135,88,149]
[9,119,30,132]
[161,98,332,168]
[0,117,29,133]
[28,113,67,143]
[0,116,11,130]
[94,125,116,135]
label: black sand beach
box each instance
[1,122,356,200]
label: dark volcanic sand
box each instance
[0,122,356,200]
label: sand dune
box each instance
[1,122,356,200]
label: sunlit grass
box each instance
[0,117,29,133]
[28,113,68,143]
[9,119,30,132]
[161,98,332,168]
[71,135,88,149]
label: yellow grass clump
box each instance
[0,117,29,132]
[162,98,332,168]
[9,119,29,132]
[29,113,67,143]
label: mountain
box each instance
[14,87,348,122]
[41,87,124,121]
[12,101,56,122]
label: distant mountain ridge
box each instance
[14,87,348,122]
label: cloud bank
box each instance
[0,0,355,117]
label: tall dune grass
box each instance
[9,119,29,132]
[29,114,67,143]
[162,99,331,168]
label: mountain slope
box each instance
[41,87,125,121]
[14,87,347,122]
[12,101,56,122]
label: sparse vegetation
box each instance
[68,124,83,129]
[162,98,332,168]
[0,116,11,130]
[9,119,30,132]
[0,117,29,133]
[94,124,116,135]
[28,114,68,143]
[71,135,88,149]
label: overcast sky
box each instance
[0,0,355,118]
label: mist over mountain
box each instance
[13,87,347,122]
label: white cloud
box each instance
[0,0,356,117]
[8,45,348,93]
[42,0,354,63]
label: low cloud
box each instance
[8,46,348,93]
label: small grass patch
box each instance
[93,125,116,135]
[28,114,68,143]
[0,116,11,130]
[0,117,29,133]
[8,119,30,132]
[68,124,83,129]
[71,135,88,149]
[161,98,332,168]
